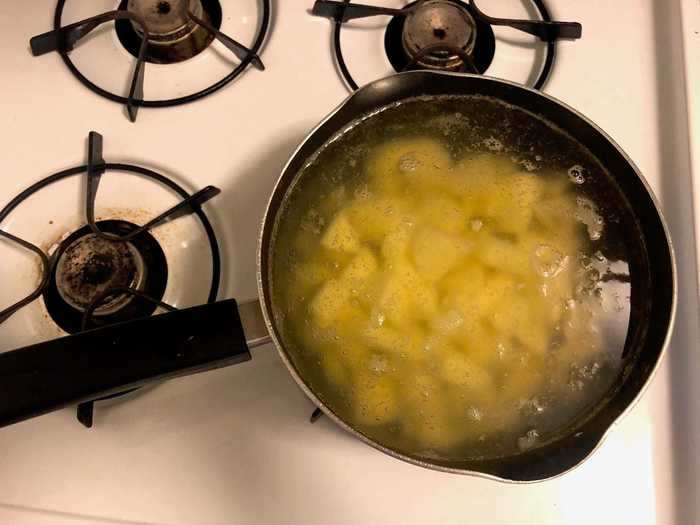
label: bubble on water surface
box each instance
[483,137,503,152]
[399,154,420,173]
[568,165,586,184]
[517,429,540,451]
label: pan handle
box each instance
[0,298,270,428]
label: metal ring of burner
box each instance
[52,0,270,107]
[333,0,556,92]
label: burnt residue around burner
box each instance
[43,220,168,334]
[55,233,142,315]
[116,0,223,63]
[385,0,495,74]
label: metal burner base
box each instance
[115,0,223,64]
[43,220,168,334]
[385,0,495,74]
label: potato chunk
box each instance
[310,278,352,328]
[362,325,425,359]
[412,227,472,282]
[345,197,406,243]
[321,213,361,253]
[480,174,544,234]
[416,193,467,234]
[342,247,379,285]
[381,222,415,263]
[475,235,531,277]
[366,137,452,196]
[489,295,552,353]
[353,376,399,425]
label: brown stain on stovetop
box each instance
[38,207,185,255]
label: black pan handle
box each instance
[0,299,262,428]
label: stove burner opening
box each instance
[385,0,495,74]
[116,0,223,64]
[44,220,168,334]
[55,233,145,316]
[157,1,172,14]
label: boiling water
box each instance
[269,96,639,461]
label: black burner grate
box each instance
[0,131,222,427]
[311,0,582,91]
[28,0,270,121]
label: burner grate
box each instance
[28,0,270,121]
[312,0,582,91]
[0,131,222,428]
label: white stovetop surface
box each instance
[1,1,699,524]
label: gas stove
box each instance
[0,1,699,524]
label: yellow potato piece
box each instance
[431,309,467,337]
[452,154,517,205]
[466,327,508,368]
[339,341,372,374]
[475,235,532,277]
[446,271,516,325]
[480,173,544,234]
[412,227,472,282]
[345,197,406,243]
[362,324,425,359]
[440,352,493,392]
[310,278,352,328]
[477,273,518,312]
[366,137,452,195]
[287,260,335,300]
[457,153,521,180]
[353,376,399,426]
[381,222,415,263]
[334,303,368,338]
[489,294,552,354]
[377,261,438,327]
[416,193,467,234]
[502,361,545,401]
[439,261,487,298]
[403,373,464,449]
[342,247,379,285]
[321,213,361,253]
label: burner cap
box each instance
[55,234,145,316]
[384,0,495,75]
[128,0,202,42]
[44,220,168,334]
[402,0,477,70]
[118,0,222,64]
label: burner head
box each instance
[44,220,168,334]
[128,0,203,42]
[55,234,145,315]
[402,0,477,70]
[118,0,222,63]
[385,0,495,75]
